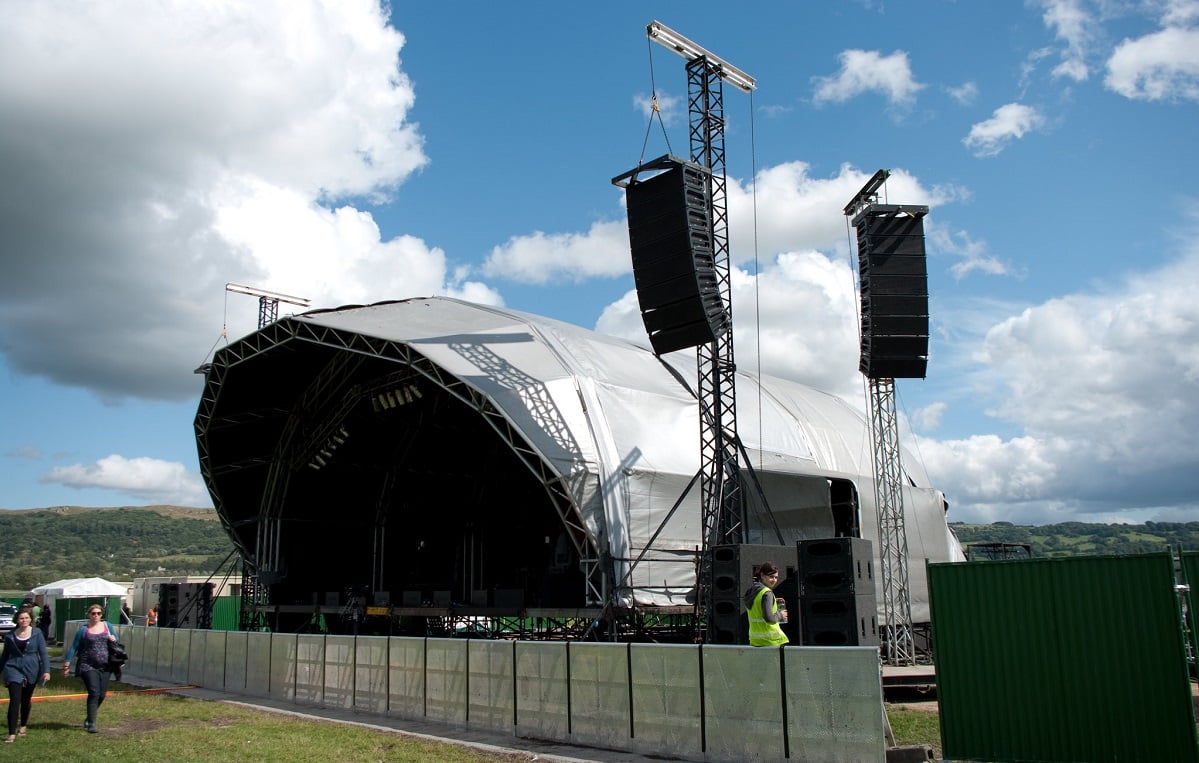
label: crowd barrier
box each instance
[66,622,886,763]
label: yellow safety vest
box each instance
[747,586,788,647]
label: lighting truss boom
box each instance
[648,20,753,641]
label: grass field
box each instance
[5,681,943,763]
[3,675,533,762]
[886,703,941,758]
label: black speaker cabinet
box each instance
[798,537,878,647]
[800,594,879,647]
[798,537,874,596]
[157,582,213,629]
[709,543,799,645]
[625,158,729,355]
[157,583,179,628]
[854,206,929,379]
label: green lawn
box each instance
[4,676,532,763]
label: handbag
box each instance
[106,639,129,677]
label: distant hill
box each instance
[950,521,1199,558]
[0,505,234,591]
[5,506,1194,591]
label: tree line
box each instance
[950,520,1199,558]
[0,506,235,591]
[3,505,1195,591]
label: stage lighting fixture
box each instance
[647,21,756,93]
[372,383,423,412]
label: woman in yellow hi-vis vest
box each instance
[744,561,789,646]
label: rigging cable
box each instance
[749,89,764,475]
[198,288,231,366]
[639,36,673,164]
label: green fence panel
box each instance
[929,553,1198,763]
[104,596,124,624]
[56,598,114,643]
[1179,551,1199,663]
[211,596,241,631]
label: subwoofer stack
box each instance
[797,538,878,647]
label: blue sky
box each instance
[2,0,1198,524]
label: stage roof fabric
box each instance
[197,297,962,621]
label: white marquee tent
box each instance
[29,577,129,613]
[29,577,129,599]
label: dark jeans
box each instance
[79,666,111,725]
[5,681,34,735]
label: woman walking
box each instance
[62,605,117,733]
[1,609,51,744]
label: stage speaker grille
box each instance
[800,594,879,647]
[855,207,929,379]
[798,537,874,596]
[625,159,729,355]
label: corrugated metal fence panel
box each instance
[1180,552,1199,658]
[930,553,1198,763]
[211,596,241,631]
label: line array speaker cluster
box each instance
[624,157,729,355]
[853,205,930,379]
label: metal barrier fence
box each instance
[68,623,885,763]
[929,552,1199,763]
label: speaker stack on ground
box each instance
[157,582,215,629]
[615,155,729,355]
[709,543,799,645]
[852,203,930,379]
[797,538,878,647]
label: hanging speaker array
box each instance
[614,155,729,355]
[852,203,930,379]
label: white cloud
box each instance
[910,402,947,431]
[963,103,1046,157]
[0,1,485,403]
[946,82,979,105]
[482,220,632,284]
[811,49,924,109]
[920,242,1199,523]
[1105,26,1199,101]
[927,224,1011,279]
[1163,0,1199,26]
[43,454,210,506]
[1038,0,1098,81]
[634,91,683,127]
